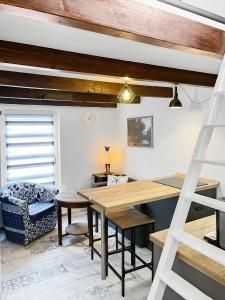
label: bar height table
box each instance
[78,174,219,280]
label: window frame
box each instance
[0,109,60,188]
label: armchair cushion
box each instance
[28,202,54,216]
[29,202,55,223]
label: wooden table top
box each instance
[78,173,219,210]
[56,191,88,203]
[150,215,225,286]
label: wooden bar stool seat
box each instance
[108,209,155,229]
[91,204,129,233]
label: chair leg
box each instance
[116,226,119,250]
[95,211,99,233]
[87,206,93,248]
[89,207,94,260]
[152,242,155,281]
[58,205,62,246]
[151,222,155,279]
[121,229,125,298]
[105,218,109,277]
[131,228,136,267]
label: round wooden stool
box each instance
[56,191,92,246]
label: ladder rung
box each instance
[159,270,212,300]
[172,230,225,266]
[191,193,225,212]
[193,159,225,166]
[203,124,225,128]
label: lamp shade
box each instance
[104,146,111,164]
[169,86,182,108]
[117,84,136,104]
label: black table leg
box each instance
[116,227,119,250]
[95,211,99,233]
[151,222,155,280]
[58,204,62,246]
[122,229,125,297]
[68,208,72,225]
[87,206,93,248]
[131,228,136,267]
[105,218,109,277]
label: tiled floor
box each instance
[1,210,152,300]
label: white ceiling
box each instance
[0,0,224,84]
[181,0,225,18]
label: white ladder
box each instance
[148,54,225,300]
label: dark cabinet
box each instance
[135,187,216,248]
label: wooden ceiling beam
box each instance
[0,0,224,58]
[0,97,117,107]
[0,40,217,87]
[0,86,140,103]
[0,71,173,98]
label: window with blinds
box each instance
[4,113,57,186]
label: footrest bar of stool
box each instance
[93,233,116,243]
[134,253,152,270]
[93,247,102,258]
[108,246,131,256]
[117,239,133,254]
[62,233,70,237]
[107,262,123,281]
[125,262,152,274]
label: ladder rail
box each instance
[148,55,225,300]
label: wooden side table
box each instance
[56,192,92,246]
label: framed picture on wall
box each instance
[127,116,153,147]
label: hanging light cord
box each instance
[180,86,211,104]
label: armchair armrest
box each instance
[0,190,26,207]
[7,196,28,208]
[1,195,29,216]
[0,188,28,211]
[35,184,59,203]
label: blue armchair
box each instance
[0,182,58,245]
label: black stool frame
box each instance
[91,208,155,297]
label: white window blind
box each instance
[5,113,56,186]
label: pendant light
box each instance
[169,86,182,108]
[117,78,136,104]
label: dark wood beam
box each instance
[0,86,140,103]
[0,97,117,108]
[0,0,224,58]
[0,41,217,87]
[0,71,173,98]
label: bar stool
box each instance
[90,205,123,259]
[90,206,155,297]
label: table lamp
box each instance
[104,146,111,175]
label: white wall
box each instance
[117,86,225,195]
[1,86,225,195]
[58,106,122,191]
[0,104,122,192]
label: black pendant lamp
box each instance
[169,86,182,108]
